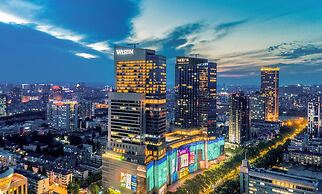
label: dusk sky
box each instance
[1,0,322,86]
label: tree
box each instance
[89,183,100,194]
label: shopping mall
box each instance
[102,129,225,194]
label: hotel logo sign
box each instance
[116,49,134,55]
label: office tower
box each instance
[261,67,279,122]
[307,98,321,138]
[249,92,265,121]
[0,94,7,117]
[107,92,146,164]
[47,101,78,130]
[229,92,250,145]
[175,57,217,136]
[240,159,319,194]
[114,45,167,158]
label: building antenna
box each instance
[127,43,140,48]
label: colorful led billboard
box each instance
[120,172,137,192]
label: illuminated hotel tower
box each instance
[113,45,167,159]
[307,98,322,138]
[260,67,279,122]
[175,57,217,136]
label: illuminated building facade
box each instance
[240,159,319,194]
[47,101,78,130]
[307,98,322,138]
[175,57,217,136]
[261,67,279,122]
[102,129,224,194]
[107,92,147,164]
[229,92,250,145]
[0,167,28,194]
[0,94,7,117]
[114,45,167,158]
[249,92,265,121]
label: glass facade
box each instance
[175,57,217,136]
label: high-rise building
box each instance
[47,101,78,130]
[0,94,7,117]
[261,67,279,122]
[249,92,265,121]
[229,92,250,145]
[240,159,319,194]
[114,45,167,158]
[107,92,147,164]
[307,98,321,138]
[175,57,217,136]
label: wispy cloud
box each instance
[213,19,248,40]
[216,41,322,78]
[75,52,98,59]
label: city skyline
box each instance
[0,0,322,85]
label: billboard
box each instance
[120,172,137,191]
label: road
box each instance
[168,118,307,194]
[202,118,307,194]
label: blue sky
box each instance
[0,0,322,86]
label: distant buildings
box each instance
[229,92,250,145]
[47,101,78,130]
[240,159,319,194]
[0,94,7,117]
[261,67,280,122]
[284,135,322,167]
[175,57,217,136]
[307,98,322,138]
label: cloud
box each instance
[215,41,322,81]
[0,10,28,24]
[75,52,98,59]
[0,1,113,57]
[214,19,248,40]
[87,41,112,53]
[268,42,322,59]
[138,22,205,56]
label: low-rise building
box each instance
[240,159,320,194]
[0,167,28,194]
[15,168,50,194]
[46,168,72,188]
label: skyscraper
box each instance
[261,67,279,122]
[175,56,217,136]
[307,98,321,138]
[0,94,7,117]
[249,92,265,121]
[114,45,167,159]
[229,92,250,145]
